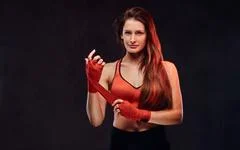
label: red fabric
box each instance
[86,59,151,122]
[89,78,151,122]
[88,78,118,104]
[85,60,103,93]
[118,100,151,122]
[110,59,141,103]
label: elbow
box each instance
[89,120,103,127]
[86,109,105,127]
[87,115,104,127]
[170,109,183,125]
[176,115,183,124]
[175,110,183,124]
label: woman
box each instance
[85,7,183,150]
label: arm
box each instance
[90,61,183,125]
[85,50,108,127]
[113,61,183,125]
[147,61,183,125]
[86,91,107,127]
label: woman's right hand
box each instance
[85,49,105,66]
[85,49,106,92]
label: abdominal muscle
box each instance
[113,112,158,132]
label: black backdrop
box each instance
[1,0,239,150]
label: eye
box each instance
[124,31,131,35]
[135,31,145,35]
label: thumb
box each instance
[85,58,88,65]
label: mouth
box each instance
[129,45,138,49]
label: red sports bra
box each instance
[110,59,142,103]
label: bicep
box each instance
[97,64,111,111]
[164,62,183,110]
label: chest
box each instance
[120,66,143,88]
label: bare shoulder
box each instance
[101,60,118,82]
[162,60,179,76]
[103,61,117,70]
[102,61,118,74]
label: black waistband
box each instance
[111,125,166,138]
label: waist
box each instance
[111,125,166,138]
[113,114,160,132]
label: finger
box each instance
[113,108,120,113]
[113,105,118,112]
[112,100,120,106]
[97,59,103,64]
[85,58,88,64]
[113,104,120,112]
[88,49,96,60]
[102,62,106,66]
[93,55,101,61]
[112,99,124,107]
[114,108,120,113]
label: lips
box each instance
[129,45,138,49]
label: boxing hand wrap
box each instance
[88,78,118,104]
[119,101,151,122]
[88,78,151,122]
[85,60,104,93]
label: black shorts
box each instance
[109,126,170,150]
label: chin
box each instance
[126,48,142,54]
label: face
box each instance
[121,18,147,54]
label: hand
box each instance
[112,100,151,122]
[85,49,105,92]
[112,99,124,113]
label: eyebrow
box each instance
[123,29,145,32]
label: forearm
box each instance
[148,109,183,125]
[86,92,106,127]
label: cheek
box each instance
[122,39,128,48]
[141,37,147,46]
[122,38,128,44]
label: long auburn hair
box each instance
[113,7,172,110]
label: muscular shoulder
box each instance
[103,61,117,70]
[101,61,118,83]
[161,60,179,77]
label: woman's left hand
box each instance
[112,99,124,113]
[112,99,151,122]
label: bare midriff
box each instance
[113,113,157,132]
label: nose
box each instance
[130,34,136,43]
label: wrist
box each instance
[139,109,151,122]
[88,80,97,93]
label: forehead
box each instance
[123,18,145,31]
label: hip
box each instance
[110,125,170,150]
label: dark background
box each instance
[1,0,239,150]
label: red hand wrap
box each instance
[88,78,118,104]
[119,101,151,122]
[85,60,104,93]
[88,76,151,122]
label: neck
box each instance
[123,52,144,65]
